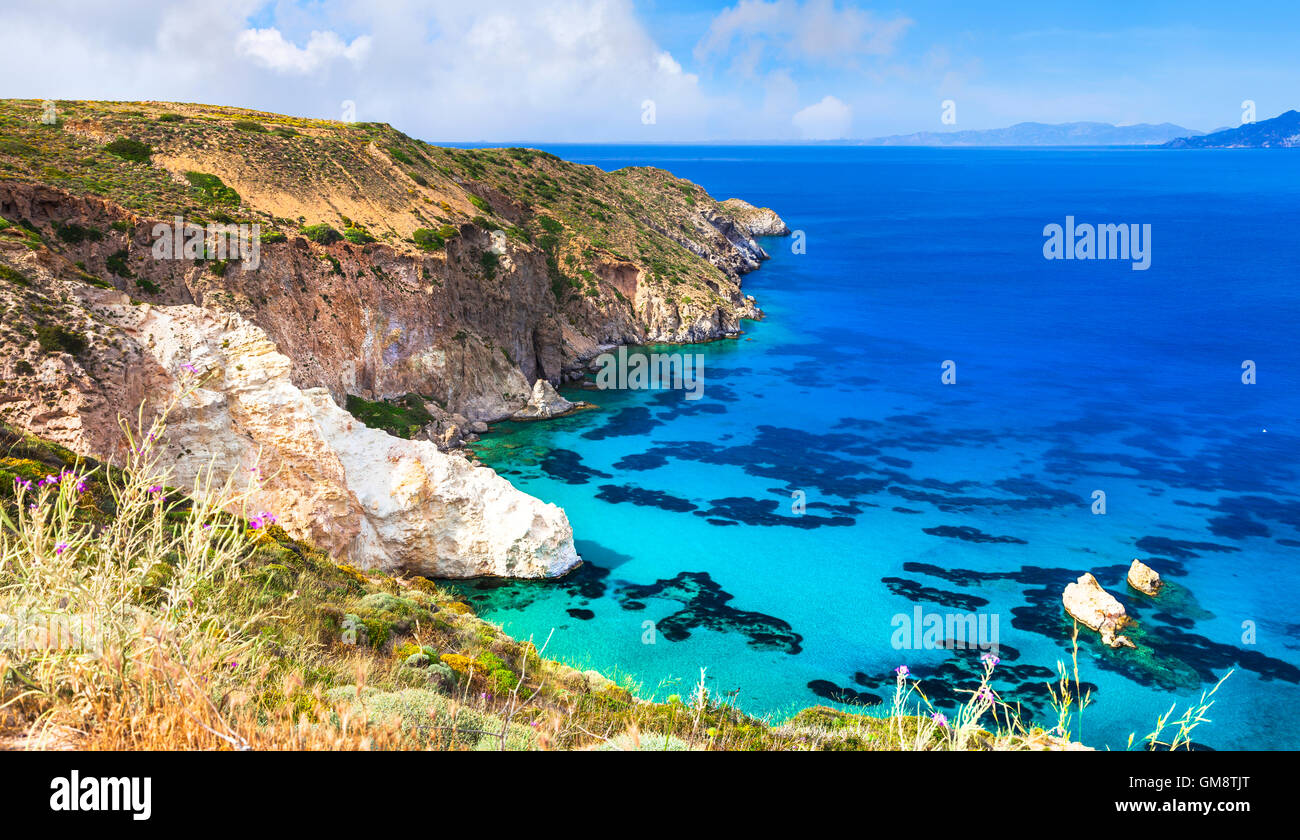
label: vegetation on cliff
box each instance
[0,98,761,322]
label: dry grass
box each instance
[0,391,1223,751]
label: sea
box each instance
[444,145,1300,750]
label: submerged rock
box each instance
[1127,559,1163,596]
[1062,573,1136,648]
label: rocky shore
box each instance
[0,99,788,578]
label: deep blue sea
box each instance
[449,146,1300,750]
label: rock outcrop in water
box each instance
[0,99,786,578]
[1126,559,1163,596]
[1062,573,1136,648]
[513,378,586,420]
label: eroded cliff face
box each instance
[0,178,770,420]
[0,250,578,576]
[0,99,787,577]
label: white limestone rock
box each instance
[123,303,580,579]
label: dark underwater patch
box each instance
[595,483,698,513]
[616,570,803,654]
[807,679,882,707]
[922,525,1028,544]
[881,576,990,611]
[1135,536,1240,559]
[540,448,612,485]
[694,496,855,528]
[612,452,668,471]
[847,646,1082,721]
[580,406,661,441]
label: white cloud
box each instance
[236,29,372,75]
[792,94,852,138]
[696,0,913,74]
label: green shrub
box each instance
[157,113,183,122]
[54,222,102,244]
[104,138,152,163]
[105,249,133,278]
[259,230,287,244]
[480,251,500,279]
[232,119,266,132]
[36,324,87,356]
[412,228,445,251]
[489,669,519,694]
[408,171,428,187]
[0,264,30,286]
[342,225,375,245]
[184,171,240,206]
[387,146,413,165]
[301,223,342,245]
[468,194,491,213]
[344,393,434,439]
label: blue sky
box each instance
[1,1,1296,141]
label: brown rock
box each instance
[1127,559,1163,596]
[1062,573,1136,648]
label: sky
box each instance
[0,0,1296,142]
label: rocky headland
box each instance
[0,99,787,577]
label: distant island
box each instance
[859,121,1202,147]
[1164,109,1300,148]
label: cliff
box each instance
[0,98,786,576]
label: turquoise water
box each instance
[447,146,1300,750]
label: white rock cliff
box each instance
[124,301,580,578]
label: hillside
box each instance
[0,98,779,415]
[0,99,786,575]
[1164,109,1300,148]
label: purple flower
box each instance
[249,511,276,530]
[148,485,163,495]
[180,363,197,373]
[75,480,87,493]
[980,653,1000,667]
[894,665,910,678]
[931,712,948,727]
[55,542,68,555]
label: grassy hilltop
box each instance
[0,98,750,309]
